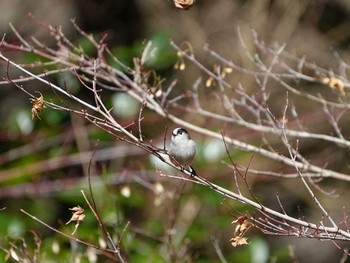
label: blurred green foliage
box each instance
[109,31,177,70]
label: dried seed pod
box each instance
[321,76,346,96]
[30,91,45,120]
[66,206,85,235]
[206,77,215,87]
[173,0,195,10]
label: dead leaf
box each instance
[30,91,45,119]
[66,206,85,235]
[230,236,249,247]
[321,77,345,96]
[230,215,252,247]
[173,0,195,10]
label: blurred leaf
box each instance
[250,237,269,263]
[57,72,81,94]
[143,31,177,69]
[40,107,69,126]
[202,138,226,162]
[15,109,33,135]
[112,93,140,119]
[108,31,176,70]
[226,245,252,263]
[109,45,139,69]
[75,35,97,57]
[0,214,25,238]
[18,52,52,71]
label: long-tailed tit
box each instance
[169,128,196,168]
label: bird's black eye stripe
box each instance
[173,128,188,136]
[177,128,187,135]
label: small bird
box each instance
[169,128,196,168]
